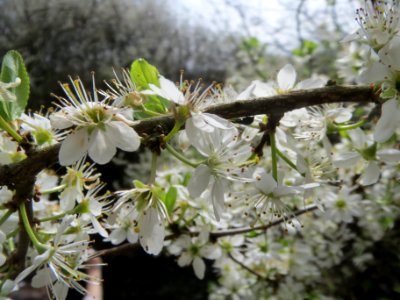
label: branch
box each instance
[210,204,318,239]
[136,85,376,133]
[0,85,376,194]
[228,253,266,280]
[94,205,318,257]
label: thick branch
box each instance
[0,144,60,197]
[0,85,376,192]
[135,85,376,133]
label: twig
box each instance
[210,204,318,239]
[94,205,318,258]
[228,253,266,280]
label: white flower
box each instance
[0,186,14,206]
[76,184,110,238]
[115,181,168,255]
[100,69,143,107]
[0,132,26,164]
[59,159,100,211]
[323,189,362,223]
[50,77,140,165]
[238,64,326,99]
[186,127,253,221]
[19,113,60,147]
[15,216,96,300]
[334,128,399,185]
[170,231,221,279]
[106,203,139,245]
[244,168,318,222]
[343,1,400,52]
[145,76,234,133]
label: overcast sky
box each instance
[175,0,359,52]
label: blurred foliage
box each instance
[0,0,239,109]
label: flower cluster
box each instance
[0,4,399,298]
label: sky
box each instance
[175,0,359,51]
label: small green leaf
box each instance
[130,58,170,117]
[292,40,318,57]
[130,58,160,91]
[0,50,30,121]
[164,186,177,216]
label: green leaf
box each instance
[164,186,177,216]
[242,37,260,50]
[130,58,170,117]
[130,58,160,91]
[292,40,318,57]
[0,50,30,121]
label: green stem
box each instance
[0,209,13,226]
[269,132,278,181]
[19,203,47,253]
[140,105,164,117]
[333,119,366,131]
[38,211,67,223]
[276,148,304,176]
[8,237,15,252]
[165,143,199,168]
[164,120,184,142]
[148,152,158,184]
[0,115,23,143]
[40,184,67,195]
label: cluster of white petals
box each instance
[1,3,400,299]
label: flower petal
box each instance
[31,268,52,288]
[188,165,211,198]
[107,121,140,151]
[59,128,88,166]
[139,207,165,255]
[296,78,326,90]
[109,228,127,245]
[277,64,296,91]
[150,76,185,104]
[359,161,380,186]
[377,148,400,163]
[211,179,226,221]
[193,256,206,280]
[253,169,277,194]
[88,128,116,164]
[333,152,360,168]
[374,99,400,143]
[200,244,222,260]
[177,252,192,267]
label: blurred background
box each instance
[0,0,356,109]
[2,0,400,299]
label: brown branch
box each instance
[228,253,266,280]
[94,205,318,258]
[210,204,318,239]
[0,85,376,198]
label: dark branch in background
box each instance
[295,0,306,47]
[228,253,267,280]
[210,204,318,239]
[0,85,377,201]
[94,204,318,257]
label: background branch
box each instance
[94,205,318,257]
